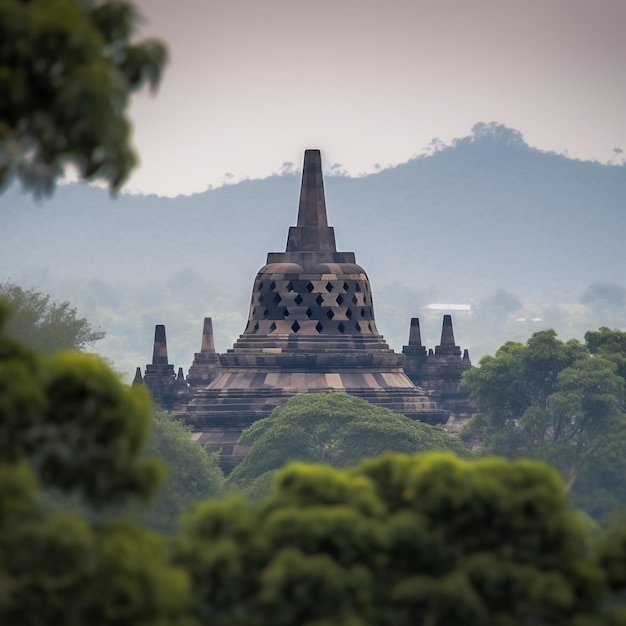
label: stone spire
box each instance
[200,317,216,353]
[132,366,143,385]
[187,317,222,389]
[402,317,427,357]
[142,324,189,411]
[440,315,455,345]
[409,317,423,346]
[435,315,461,356]
[285,149,337,254]
[297,149,328,227]
[152,324,169,365]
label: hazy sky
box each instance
[127,0,626,196]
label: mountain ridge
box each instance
[1,123,624,375]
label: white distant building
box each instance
[425,303,472,313]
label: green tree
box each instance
[569,416,626,520]
[0,0,167,195]
[585,327,626,401]
[0,301,193,624]
[136,411,225,532]
[462,329,625,491]
[228,392,467,489]
[176,453,608,626]
[0,282,105,353]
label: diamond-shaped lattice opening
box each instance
[306,281,315,293]
[343,282,350,291]
[286,281,294,292]
[253,322,259,333]
[257,282,263,291]
[283,308,289,318]
[294,294,303,305]
[258,294,264,303]
[316,294,324,306]
[269,322,276,333]
[263,308,269,317]
[355,283,362,292]
[325,282,334,292]
[269,281,276,291]
[291,321,301,333]
[336,294,344,305]
[306,308,313,319]
[326,310,335,320]
[363,296,368,306]
[360,308,366,318]
[315,322,323,333]
[355,322,361,332]
[252,307,256,316]
[273,293,282,304]
[352,295,358,305]
[338,322,345,334]
[368,322,373,332]
[346,308,353,319]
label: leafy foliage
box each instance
[228,393,467,488]
[0,282,105,353]
[177,453,610,626]
[135,411,225,532]
[462,328,626,518]
[0,0,167,194]
[0,301,193,624]
[0,301,162,506]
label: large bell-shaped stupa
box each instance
[179,149,447,468]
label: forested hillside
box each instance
[2,123,624,376]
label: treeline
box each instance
[5,281,626,624]
[4,300,626,623]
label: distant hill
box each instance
[2,122,624,376]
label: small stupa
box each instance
[176,150,446,469]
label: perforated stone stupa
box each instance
[178,150,448,467]
[136,149,475,470]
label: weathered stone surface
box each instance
[137,149,476,471]
[136,324,191,412]
[402,315,476,432]
[187,317,223,389]
[173,150,447,470]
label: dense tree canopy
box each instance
[135,410,224,532]
[462,328,626,513]
[5,295,626,623]
[0,301,193,624]
[0,0,167,194]
[0,282,105,353]
[228,392,467,489]
[177,453,617,626]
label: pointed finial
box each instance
[177,366,185,381]
[200,317,215,353]
[132,366,144,385]
[152,324,168,365]
[463,349,471,363]
[408,318,423,346]
[440,315,455,346]
[285,150,337,253]
[297,149,328,227]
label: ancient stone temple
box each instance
[402,316,474,432]
[136,149,474,469]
